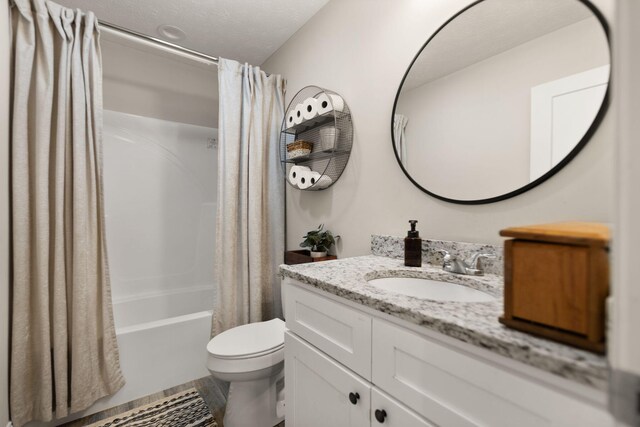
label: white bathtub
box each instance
[43,287,215,426]
[113,285,214,328]
[82,287,214,416]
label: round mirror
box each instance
[392,0,610,204]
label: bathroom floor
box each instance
[61,377,285,427]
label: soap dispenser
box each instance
[405,220,422,267]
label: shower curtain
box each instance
[10,0,124,425]
[212,58,285,335]
[394,113,408,165]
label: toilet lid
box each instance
[207,318,285,359]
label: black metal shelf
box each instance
[283,111,350,135]
[279,86,353,192]
[281,149,350,164]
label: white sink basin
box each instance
[367,277,494,302]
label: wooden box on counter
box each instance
[285,250,337,265]
[499,222,610,353]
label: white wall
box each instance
[262,0,614,257]
[101,31,218,128]
[0,1,10,424]
[396,18,608,200]
[102,111,217,302]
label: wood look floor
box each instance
[62,376,285,427]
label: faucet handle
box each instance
[467,252,496,270]
[434,248,451,259]
[434,249,452,266]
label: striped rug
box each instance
[86,388,217,427]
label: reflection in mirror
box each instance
[393,0,610,203]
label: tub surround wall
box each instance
[102,111,217,301]
[262,0,615,258]
[279,253,607,391]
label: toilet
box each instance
[207,317,286,427]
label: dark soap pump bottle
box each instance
[404,220,422,267]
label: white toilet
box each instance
[207,317,286,427]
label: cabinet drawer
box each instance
[372,319,613,427]
[284,279,372,379]
[285,332,370,427]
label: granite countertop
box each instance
[279,255,608,391]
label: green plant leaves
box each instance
[299,224,338,252]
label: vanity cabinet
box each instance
[283,278,614,427]
[285,332,370,427]
[286,332,433,427]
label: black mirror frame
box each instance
[391,0,611,205]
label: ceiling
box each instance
[54,0,329,65]
[402,0,599,91]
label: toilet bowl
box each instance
[207,318,285,427]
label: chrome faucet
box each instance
[435,249,496,276]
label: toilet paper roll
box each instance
[288,165,310,187]
[316,93,344,115]
[311,175,333,189]
[286,110,296,129]
[293,104,304,125]
[298,170,320,190]
[302,97,319,121]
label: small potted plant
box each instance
[300,224,339,258]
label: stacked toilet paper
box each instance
[316,93,344,115]
[297,170,320,190]
[288,165,310,187]
[309,174,333,189]
[302,98,318,120]
[285,93,344,129]
[288,165,333,190]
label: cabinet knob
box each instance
[375,409,387,423]
[348,392,360,405]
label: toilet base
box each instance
[223,365,285,427]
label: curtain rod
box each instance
[99,20,219,65]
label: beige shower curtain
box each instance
[212,58,285,336]
[10,0,124,425]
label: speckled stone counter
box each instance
[279,255,608,391]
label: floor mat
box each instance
[85,388,217,427]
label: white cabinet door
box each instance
[283,279,372,379]
[371,388,436,427]
[285,331,371,427]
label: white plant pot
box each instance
[310,251,327,258]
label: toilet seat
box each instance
[207,318,285,359]
[207,318,285,378]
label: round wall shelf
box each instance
[279,86,353,191]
